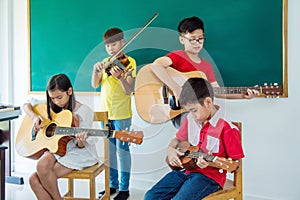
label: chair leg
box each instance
[67,178,74,197]
[90,177,96,200]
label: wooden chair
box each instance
[62,112,110,200]
[203,122,243,200]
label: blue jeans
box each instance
[144,170,220,200]
[103,118,132,191]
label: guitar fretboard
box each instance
[187,151,216,162]
[54,127,110,137]
[213,87,257,95]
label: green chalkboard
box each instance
[29,0,287,94]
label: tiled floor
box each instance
[5,172,146,200]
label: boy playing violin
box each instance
[91,27,136,200]
[144,77,244,200]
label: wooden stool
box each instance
[62,112,110,200]
[62,162,106,200]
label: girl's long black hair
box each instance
[46,74,75,120]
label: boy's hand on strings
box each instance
[110,66,124,79]
[243,86,260,99]
[196,156,209,169]
[167,146,184,168]
[94,62,104,74]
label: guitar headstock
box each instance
[260,83,283,98]
[113,130,144,145]
[210,157,239,173]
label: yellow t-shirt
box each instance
[99,56,136,120]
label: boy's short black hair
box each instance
[103,27,124,44]
[177,16,205,34]
[179,77,214,106]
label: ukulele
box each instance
[134,64,283,124]
[166,141,239,173]
[15,104,143,159]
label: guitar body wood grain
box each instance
[134,64,207,123]
[15,104,73,159]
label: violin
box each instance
[102,12,159,76]
[105,54,131,76]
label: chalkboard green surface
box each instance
[29,0,287,93]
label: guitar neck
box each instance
[186,151,216,162]
[213,86,259,95]
[54,127,112,138]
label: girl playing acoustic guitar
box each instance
[23,73,99,200]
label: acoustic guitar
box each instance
[15,104,144,159]
[166,141,239,173]
[134,64,283,124]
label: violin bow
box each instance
[108,12,159,63]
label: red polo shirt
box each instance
[166,50,217,83]
[176,110,244,188]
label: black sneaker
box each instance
[98,188,118,197]
[113,191,130,200]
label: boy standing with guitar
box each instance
[149,16,259,127]
[91,28,136,200]
[144,77,244,200]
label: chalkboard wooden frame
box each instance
[27,0,288,97]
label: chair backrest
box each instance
[232,122,243,197]
[93,111,110,199]
[203,122,243,200]
[94,112,109,126]
[93,111,109,160]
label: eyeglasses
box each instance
[181,35,206,45]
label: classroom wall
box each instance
[1,0,300,200]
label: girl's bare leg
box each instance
[29,172,53,200]
[35,152,73,200]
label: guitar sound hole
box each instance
[46,123,57,138]
[184,150,190,156]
